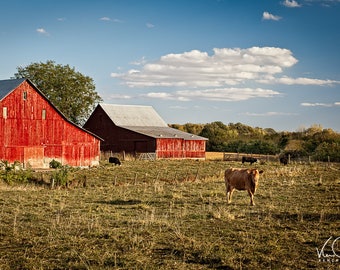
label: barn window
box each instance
[3,107,7,119]
[42,109,46,120]
[23,91,27,100]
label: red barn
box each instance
[0,78,101,168]
[83,103,208,159]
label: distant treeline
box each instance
[170,122,340,162]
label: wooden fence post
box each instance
[195,168,199,181]
[134,173,138,185]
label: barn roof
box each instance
[99,103,168,127]
[0,78,26,100]
[98,103,208,141]
[122,126,208,140]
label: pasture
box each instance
[0,158,339,269]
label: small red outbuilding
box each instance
[83,103,208,159]
[0,78,101,168]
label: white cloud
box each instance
[141,87,280,102]
[130,56,147,66]
[110,46,340,103]
[107,94,133,100]
[146,22,155,28]
[263,76,340,86]
[283,0,302,7]
[113,47,298,88]
[36,28,49,36]
[143,92,176,100]
[110,72,123,78]
[242,111,298,116]
[99,17,123,23]
[262,11,282,21]
[306,0,340,7]
[100,17,111,21]
[301,102,336,107]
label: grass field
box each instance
[0,159,339,269]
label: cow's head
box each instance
[249,169,264,192]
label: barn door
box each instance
[23,147,44,168]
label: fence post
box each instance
[134,173,138,185]
[195,168,199,181]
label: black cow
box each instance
[109,157,121,166]
[242,156,258,165]
[279,156,288,165]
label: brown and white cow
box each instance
[224,168,264,206]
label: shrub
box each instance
[49,159,63,169]
[0,160,33,184]
[51,166,70,187]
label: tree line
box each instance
[170,122,340,162]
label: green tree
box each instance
[199,121,228,151]
[15,60,102,125]
[314,142,340,162]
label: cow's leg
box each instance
[225,183,230,203]
[227,187,234,204]
[225,183,233,204]
[247,190,255,206]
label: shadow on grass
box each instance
[96,199,142,205]
[272,212,340,222]
[152,247,233,270]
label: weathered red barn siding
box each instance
[0,79,100,168]
[184,140,206,158]
[156,138,206,159]
[156,138,184,158]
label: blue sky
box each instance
[1,0,340,131]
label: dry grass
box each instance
[205,152,224,160]
[0,160,339,269]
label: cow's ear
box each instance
[259,170,264,174]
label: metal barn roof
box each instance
[122,126,208,140]
[0,78,26,100]
[98,103,208,141]
[100,103,168,127]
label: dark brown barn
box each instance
[0,78,101,168]
[83,104,208,159]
